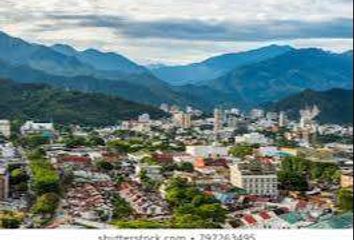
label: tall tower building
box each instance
[214,108,223,133]
[279,111,287,127]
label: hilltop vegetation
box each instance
[0,79,166,126]
[266,88,353,124]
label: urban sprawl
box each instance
[0,104,353,229]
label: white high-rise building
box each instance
[159,103,169,112]
[0,120,11,138]
[299,105,320,129]
[138,113,151,123]
[250,109,264,119]
[278,111,287,127]
[214,108,223,133]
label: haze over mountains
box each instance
[150,45,294,86]
[0,30,352,116]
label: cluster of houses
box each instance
[119,182,169,218]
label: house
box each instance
[136,163,163,181]
[119,182,169,217]
[341,170,353,188]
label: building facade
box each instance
[0,167,9,200]
[0,120,11,138]
[230,162,278,196]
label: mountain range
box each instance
[0,30,352,113]
[267,88,353,124]
[0,79,166,126]
[150,45,294,86]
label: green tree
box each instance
[0,215,21,229]
[33,193,60,215]
[229,145,253,158]
[178,162,194,172]
[112,195,133,220]
[338,188,353,212]
[10,168,29,185]
[96,160,114,171]
[24,134,50,148]
[112,220,169,229]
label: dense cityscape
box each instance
[0,104,353,229]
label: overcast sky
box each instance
[0,0,353,64]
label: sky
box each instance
[0,0,353,64]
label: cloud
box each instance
[0,0,352,63]
[43,13,353,42]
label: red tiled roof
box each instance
[244,215,257,225]
[61,156,91,163]
[259,211,271,220]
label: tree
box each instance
[178,162,194,172]
[338,188,353,212]
[173,214,217,228]
[0,215,21,229]
[112,195,133,220]
[10,168,29,185]
[165,178,226,228]
[33,193,60,215]
[24,134,50,148]
[88,135,105,146]
[28,152,60,195]
[96,160,114,171]
[229,145,253,158]
[107,140,131,153]
[65,136,87,148]
[112,220,169,229]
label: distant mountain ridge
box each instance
[266,88,353,124]
[0,78,166,126]
[0,30,352,112]
[0,31,195,107]
[151,45,294,85]
[206,48,353,107]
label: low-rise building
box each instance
[341,170,353,188]
[186,145,229,158]
[230,159,278,196]
[20,121,55,136]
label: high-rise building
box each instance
[278,111,287,127]
[299,105,320,129]
[173,112,192,128]
[159,103,169,112]
[138,113,151,123]
[266,112,278,121]
[0,120,11,138]
[214,108,223,133]
[250,109,264,119]
[0,167,9,200]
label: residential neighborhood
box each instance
[0,105,353,229]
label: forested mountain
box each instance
[0,30,352,111]
[0,79,166,126]
[206,48,353,107]
[266,88,353,124]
